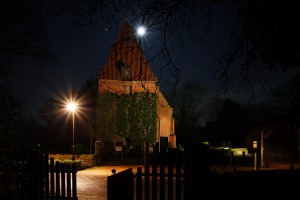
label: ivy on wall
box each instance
[96,92,157,147]
[95,93,118,147]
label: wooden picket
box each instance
[47,157,77,199]
[135,159,185,200]
[107,152,186,200]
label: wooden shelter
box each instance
[246,111,300,167]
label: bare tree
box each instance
[0,0,54,77]
[58,0,300,99]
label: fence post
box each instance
[136,167,142,200]
[107,176,112,200]
[72,163,77,199]
[61,163,66,198]
[176,153,182,200]
[152,163,157,200]
[55,161,60,198]
[168,161,173,200]
[159,156,165,200]
[66,164,71,198]
[144,165,150,200]
[50,158,55,198]
[44,153,49,200]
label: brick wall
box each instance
[98,80,157,94]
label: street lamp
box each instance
[66,102,77,161]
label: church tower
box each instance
[97,20,176,151]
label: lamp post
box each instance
[66,102,77,161]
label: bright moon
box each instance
[137,27,146,36]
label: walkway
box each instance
[77,164,291,200]
[77,165,139,200]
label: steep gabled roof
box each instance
[98,20,157,81]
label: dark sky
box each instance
[9,9,300,116]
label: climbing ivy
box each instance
[95,93,118,143]
[96,92,157,148]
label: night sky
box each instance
[7,4,300,116]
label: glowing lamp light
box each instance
[66,102,77,112]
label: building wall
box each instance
[98,79,176,148]
[156,87,176,148]
[98,80,157,94]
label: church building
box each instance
[97,20,176,151]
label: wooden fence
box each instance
[46,157,77,200]
[107,152,186,200]
[0,148,47,199]
[135,162,185,200]
[0,149,77,199]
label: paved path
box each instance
[77,165,140,200]
[76,165,260,200]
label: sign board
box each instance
[115,146,123,152]
[253,141,257,148]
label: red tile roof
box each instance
[98,20,157,82]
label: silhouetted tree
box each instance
[77,77,98,153]
[0,86,23,137]
[166,82,208,147]
[0,0,54,130]
[216,1,300,94]
[215,99,251,147]
[269,74,300,114]
[37,98,68,152]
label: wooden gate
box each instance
[107,168,134,200]
[107,151,186,200]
